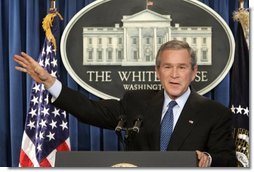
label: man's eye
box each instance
[163,65,171,69]
[179,65,188,69]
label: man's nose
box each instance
[171,67,179,78]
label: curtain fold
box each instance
[204,0,231,107]
[8,0,25,167]
[0,0,248,166]
[25,0,40,108]
[0,0,10,166]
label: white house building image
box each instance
[83,9,212,66]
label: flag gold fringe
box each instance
[42,11,63,50]
[233,8,249,40]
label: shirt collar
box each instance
[163,87,191,109]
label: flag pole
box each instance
[50,0,56,10]
[239,0,244,9]
[43,0,63,50]
[233,0,249,41]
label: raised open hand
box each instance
[14,52,55,88]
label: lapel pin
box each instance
[188,120,194,124]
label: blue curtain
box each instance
[0,0,249,167]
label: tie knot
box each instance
[168,101,177,109]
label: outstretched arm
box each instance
[13,52,55,89]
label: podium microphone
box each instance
[132,115,143,133]
[115,115,126,132]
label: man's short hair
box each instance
[155,40,197,69]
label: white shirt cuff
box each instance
[46,79,62,102]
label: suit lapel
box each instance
[168,92,202,150]
[143,90,164,150]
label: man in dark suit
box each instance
[14,40,236,167]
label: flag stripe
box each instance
[57,138,71,151]
[20,132,40,167]
[19,150,34,167]
[39,158,51,167]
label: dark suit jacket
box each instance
[53,85,237,167]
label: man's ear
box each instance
[191,65,198,81]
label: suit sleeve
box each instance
[208,108,237,167]
[51,85,123,130]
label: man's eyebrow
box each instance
[162,63,190,66]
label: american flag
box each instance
[230,21,249,167]
[19,11,70,167]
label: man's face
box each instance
[155,49,197,99]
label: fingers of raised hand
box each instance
[14,53,39,74]
[14,54,29,68]
[15,66,27,73]
[14,56,29,73]
[20,52,36,64]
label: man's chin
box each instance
[166,91,181,99]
